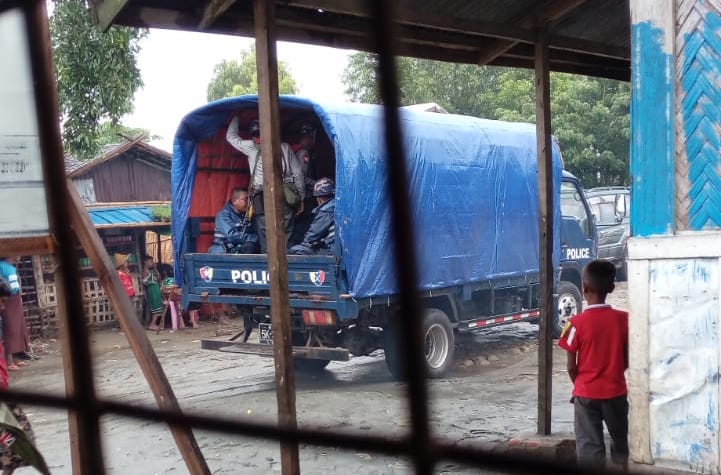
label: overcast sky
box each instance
[125,29,353,151]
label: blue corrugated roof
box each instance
[88,206,157,226]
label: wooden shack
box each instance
[68,134,171,204]
[21,136,173,336]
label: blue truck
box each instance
[172,95,596,378]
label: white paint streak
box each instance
[630,0,675,54]
[648,259,719,472]
[628,258,653,463]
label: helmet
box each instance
[313,177,335,197]
[248,119,260,137]
[297,121,315,136]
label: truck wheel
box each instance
[384,308,455,379]
[293,359,330,372]
[423,309,455,378]
[291,333,330,372]
[555,282,582,338]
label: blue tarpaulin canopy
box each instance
[172,95,561,299]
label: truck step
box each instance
[201,340,350,361]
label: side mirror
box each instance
[615,194,627,217]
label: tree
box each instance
[50,0,146,161]
[492,71,631,187]
[207,45,298,102]
[341,52,630,187]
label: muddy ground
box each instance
[9,284,628,474]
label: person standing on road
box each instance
[0,277,47,475]
[0,258,31,372]
[142,256,165,331]
[558,259,629,470]
[226,116,305,252]
[114,253,136,298]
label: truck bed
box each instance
[182,253,359,319]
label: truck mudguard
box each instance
[172,95,562,298]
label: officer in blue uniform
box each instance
[289,178,335,255]
[208,187,259,254]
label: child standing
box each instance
[558,259,629,469]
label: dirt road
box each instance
[10,284,628,474]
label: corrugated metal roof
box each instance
[87,206,167,228]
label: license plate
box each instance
[259,323,273,345]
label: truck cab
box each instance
[557,171,597,336]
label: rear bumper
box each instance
[201,339,350,361]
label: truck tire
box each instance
[291,333,330,372]
[293,359,330,372]
[384,308,455,379]
[554,281,582,338]
[423,308,455,378]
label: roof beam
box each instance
[199,0,238,30]
[93,0,129,31]
[283,0,537,42]
[100,2,629,78]
[475,0,590,65]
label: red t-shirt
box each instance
[558,305,628,399]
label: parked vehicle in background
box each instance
[173,95,597,379]
[585,186,630,280]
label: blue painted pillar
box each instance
[629,2,721,473]
[630,4,675,236]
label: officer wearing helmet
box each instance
[289,177,336,255]
[226,115,305,252]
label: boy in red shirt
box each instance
[558,259,629,469]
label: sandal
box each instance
[7,365,19,372]
[15,361,29,367]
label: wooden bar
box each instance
[66,178,211,475]
[22,1,106,472]
[0,236,54,256]
[369,1,432,474]
[253,1,300,474]
[535,27,554,436]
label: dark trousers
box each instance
[256,207,295,252]
[574,395,629,467]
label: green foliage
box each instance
[50,0,146,161]
[207,45,298,102]
[150,205,171,222]
[341,52,630,188]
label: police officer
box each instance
[207,187,259,254]
[226,116,304,252]
[289,178,336,255]
[290,121,319,246]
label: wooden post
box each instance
[535,27,554,436]
[65,179,212,475]
[23,2,105,472]
[254,0,300,473]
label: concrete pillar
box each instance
[630,0,721,472]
